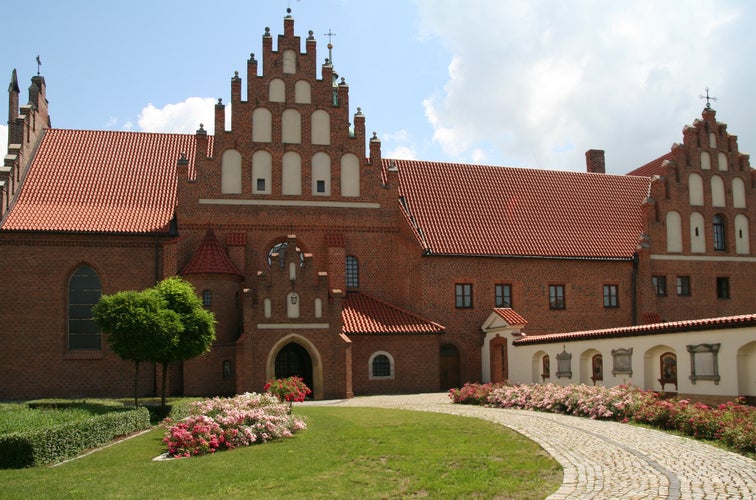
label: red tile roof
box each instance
[394,159,651,259]
[493,308,528,326]
[513,313,756,345]
[342,293,445,335]
[181,226,243,277]
[1,129,209,233]
[625,151,675,177]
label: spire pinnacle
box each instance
[9,68,19,92]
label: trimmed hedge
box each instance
[0,407,151,468]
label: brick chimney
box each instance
[585,149,605,174]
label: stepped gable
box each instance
[181,226,243,276]
[394,159,651,259]
[1,129,211,233]
[342,293,445,335]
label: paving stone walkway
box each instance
[303,393,756,499]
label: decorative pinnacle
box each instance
[699,87,718,109]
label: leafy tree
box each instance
[92,289,183,407]
[152,277,216,406]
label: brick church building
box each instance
[1,14,754,400]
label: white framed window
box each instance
[369,351,395,380]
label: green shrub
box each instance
[0,407,150,468]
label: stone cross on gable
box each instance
[699,87,718,109]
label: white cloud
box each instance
[138,97,217,134]
[0,125,7,156]
[414,0,753,173]
[385,145,417,160]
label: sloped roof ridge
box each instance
[493,307,528,326]
[625,151,676,177]
[342,292,445,334]
[181,226,243,277]
[513,313,756,345]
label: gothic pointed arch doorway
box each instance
[274,342,314,397]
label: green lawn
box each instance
[0,406,561,499]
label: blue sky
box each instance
[3,0,755,174]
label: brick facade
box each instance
[1,15,753,401]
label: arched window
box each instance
[690,212,705,253]
[732,177,746,208]
[282,152,302,195]
[340,153,360,197]
[369,352,394,379]
[735,214,750,255]
[665,211,682,252]
[269,78,285,102]
[282,50,297,74]
[312,152,331,195]
[713,215,726,251]
[68,265,102,350]
[718,151,728,171]
[711,175,726,207]
[252,150,272,194]
[346,255,359,288]
[688,173,703,206]
[267,241,304,268]
[700,151,711,170]
[221,149,242,194]
[287,292,300,319]
[295,80,311,104]
[311,110,330,145]
[282,109,302,144]
[252,108,272,143]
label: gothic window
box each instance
[713,215,726,251]
[311,110,331,145]
[286,292,300,319]
[732,177,746,208]
[282,152,302,195]
[735,214,750,254]
[252,150,272,194]
[690,212,705,253]
[665,211,682,252]
[312,152,331,195]
[700,151,711,170]
[717,151,728,171]
[603,284,618,308]
[294,80,311,104]
[267,241,304,269]
[340,153,360,197]
[708,132,717,149]
[455,284,472,308]
[269,78,285,102]
[688,173,703,206]
[221,149,242,194]
[495,284,512,308]
[345,256,359,288]
[68,265,102,350]
[549,285,565,309]
[369,352,394,379]
[282,109,302,144]
[282,50,296,74]
[711,175,726,207]
[252,108,272,142]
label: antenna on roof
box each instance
[699,87,717,109]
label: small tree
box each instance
[152,277,216,406]
[92,289,183,407]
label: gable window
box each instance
[68,265,102,350]
[346,256,359,288]
[455,284,472,308]
[676,276,691,296]
[202,289,212,308]
[549,285,565,309]
[369,352,394,380]
[652,275,667,296]
[716,277,730,299]
[495,284,512,308]
[713,215,726,251]
[603,284,618,308]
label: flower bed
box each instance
[162,392,306,458]
[449,382,755,454]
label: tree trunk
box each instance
[133,360,140,407]
[161,362,169,408]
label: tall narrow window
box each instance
[346,256,359,288]
[455,284,472,308]
[713,215,726,251]
[202,289,212,308]
[549,285,565,309]
[652,276,667,296]
[716,277,730,299]
[68,265,102,350]
[495,284,512,308]
[676,276,691,296]
[603,285,618,308]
